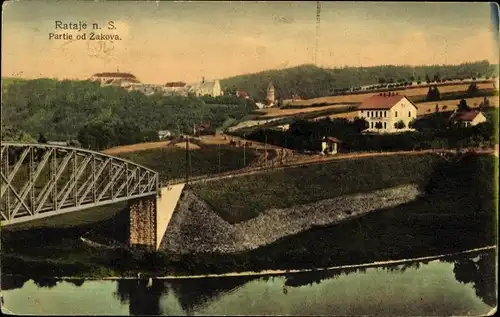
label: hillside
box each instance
[1,78,256,149]
[220,61,498,101]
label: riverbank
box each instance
[1,153,497,278]
[160,184,420,254]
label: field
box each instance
[311,96,500,121]
[115,143,260,181]
[255,104,354,118]
[191,154,440,223]
[414,96,499,116]
[286,82,496,107]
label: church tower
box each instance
[266,81,275,104]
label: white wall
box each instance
[471,113,488,126]
[156,183,185,250]
[358,97,417,133]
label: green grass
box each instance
[116,143,259,181]
[192,154,440,223]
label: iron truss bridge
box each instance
[0,142,159,226]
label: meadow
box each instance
[115,142,259,182]
[286,81,495,106]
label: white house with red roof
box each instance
[357,93,418,133]
[449,110,488,127]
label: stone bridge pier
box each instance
[128,184,185,251]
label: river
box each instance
[1,250,496,315]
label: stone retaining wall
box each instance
[129,196,157,250]
[159,184,421,254]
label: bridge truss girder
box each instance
[0,142,159,226]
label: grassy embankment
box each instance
[115,141,260,181]
[1,153,497,277]
[191,154,438,223]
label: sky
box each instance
[2,1,499,84]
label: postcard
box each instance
[1,1,498,315]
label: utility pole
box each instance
[218,143,221,173]
[185,136,189,184]
[243,134,246,167]
[264,133,268,168]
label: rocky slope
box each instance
[159,184,420,254]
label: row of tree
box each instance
[221,61,498,101]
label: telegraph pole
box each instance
[218,143,221,173]
[185,135,189,184]
[264,133,268,168]
[243,134,246,167]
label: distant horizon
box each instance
[2,60,498,85]
[3,2,499,84]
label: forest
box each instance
[221,60,498,101]
[1,78,256,150]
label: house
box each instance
[236,90,249,99]
[449,110,488,127]
[189,77,222,97]
[164,82,188,95]
[90,72,140,86]
[158,130,172,140]
[255,102,266,109]
[272,124,290,132]
[193,123,212,136]
[321,137,341,155]
[357,93,417,133]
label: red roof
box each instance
[165,82,186,87]
[357,94,411,110]
[93,72,137,78]
[326,137,341,143]
[236,90,248,98]
[450,111,483,122]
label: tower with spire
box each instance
[266,81,275,105]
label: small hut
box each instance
[321,137,341,155]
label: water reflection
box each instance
[1,250,496,315]
[440,251,496,307]
[114,279,167,315]
[112,276,259,315]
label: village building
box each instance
[449,110,488,127]
[158,130,172,140]
[357,93,417,133]
[236,90,249,99]
[188,77,222,97]
[163,82,188,96]
[266,81,276,107]
[321,137,341,155]
[90,72,140,86]
[193,123,212,136]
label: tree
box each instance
[425,86,441,101]
[352,117,369,132]
[37,132,47,143]
[433,73,440,82]
[425,74,431,83]
[408,118,416,129]
[378,78,386,84]
[394,120,406,129]
[457,99,470,112]
[467,82,479,96]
